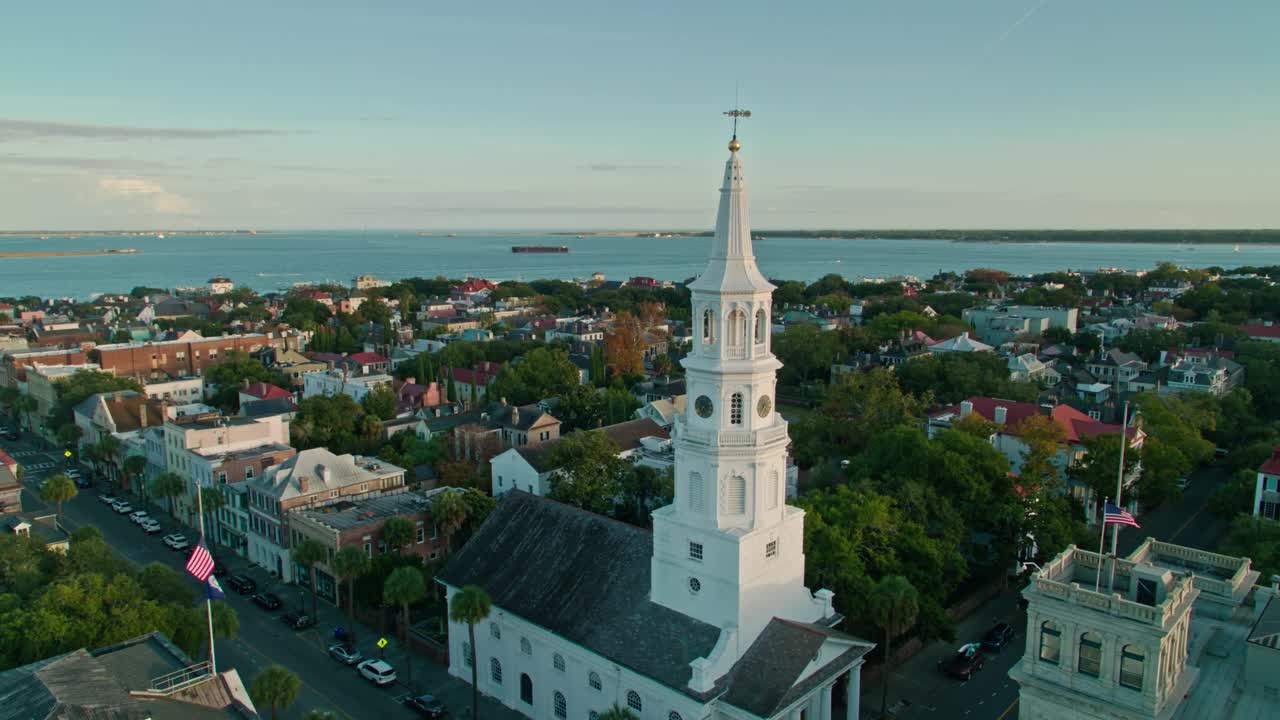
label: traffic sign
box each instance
[377,637,388,649]
[63,450,72,458]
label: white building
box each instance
[208,276,234,295]
[442,134,871,720]
[1252,449,1280,520]
[302,369,392,402]
[141,375,205,404]
[927,331,994,354]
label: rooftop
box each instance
[292,490,433,531]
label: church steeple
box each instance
[687,136,775,295]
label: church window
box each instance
[554,653,565,672]
[702,309,715,344]
[768,471,779,509]
[626,690,643,713]
[521,637,532,655]
[462,641,472,666]
[520,673,533,704]
[754,309,766,343]
[1120,645,1144,690]
[730,393,743,425]
[490,623,501,640]
[670,713,684,720]
[766,540,778,558]
[688,577,701,593]
[554,691,567,719]
[1078,632,1102,677]
[490,658,503,684]
[727,309,746,347]
[689,473,704,512]
[689,541,703,561]
[588,671,602,691]
[1039,621,1061,664]
[726,475,746,514]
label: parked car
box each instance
[74,476,92,489]
[252,592,283,611]
[226,574,256,594]
[1176,475,1191,491]
[98,493,117,505]
[939,643,986,680]
[111,500,134,514]
[328,644,363,665]
[3,428,19,440]
[140,519,163,534]
[211,563,228,578]
[128,510,150,524]
[406,694,447,718]
[162,533,189,550]
[981,622,1015,652]
[357,659,397,686]
[281,611,315,630]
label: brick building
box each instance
[93,331,302,382]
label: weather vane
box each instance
[723,108,751,139]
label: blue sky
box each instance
[2,1,1277,230]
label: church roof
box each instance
[437,491,723,694]
[720,619,873,718]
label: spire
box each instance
[688,133,774,294]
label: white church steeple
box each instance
[650,126,832,674]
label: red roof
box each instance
[348,352,388,365]
[242,382,292,401]
[451,361,503,385]
[1241,324,1280,339]
[1260,449,1280,477]
[936,396,1133,444]
[0,449,16,472]
[455,279,496,294]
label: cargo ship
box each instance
[512,245,569,253]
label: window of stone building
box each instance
[553,653,565,672]
[1039,621,1061,664]
[588,671,601,691]
[1120,645,1144,690]
[490,658,503,684]
[626,691,642,713]
[554,691,567,719]
[1078,632,1103,677]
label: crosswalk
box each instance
[24,462,57,473]
[9,450,41,458]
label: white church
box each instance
[438,131,873,720]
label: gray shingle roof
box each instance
[437,491,722,694]
[720,619,873,718]
[1248,595,1280,649]
[0,649,144,720]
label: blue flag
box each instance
[206,575,225,600]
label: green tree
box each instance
[361,384,398,421]
[598,706,640,720]
[1137,438,1192,507]
[546,431,629,515]
[332,545,369,621]
[617,465,673,527]
[55,424,83,452]
[772,324,843,385]
[46,371,142,435]
[380,516,415,554]
[1014,414,1065,495]
[449,585,492,720]
[290,539,327,618]
[93,434,123,484]
[490,347,581,405]
[431,490,469,553]
[1221,515,1280,581]
[556,384,606,432]
[250,665,301,720]
[211,601,239,642]
[10,394,36,434]
[870,575,920,720]
[1073,433,1140,520]
[204,351,290,411]
[150,472,187,517]
[303,712,338,720]
[383,566,427,687]
[39,474,77,522]
[199,487,226,541]
[138,562,194,606]
[122,455,148,503]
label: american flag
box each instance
[185,538,215,582]
[1103,502,1140,529]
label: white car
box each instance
[163,533,189,550]
[129,510,150,524]
[140,518,163,534]
[98,493,117,505]
[111,500,134,514]
[357,659,397,686]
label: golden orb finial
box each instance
[728,136,741,152]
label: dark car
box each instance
[226,574,256,594]
[211,562,228,578]
[939,643,986,680]
[406,694,447,718]
[252,592,283,610]
[3,428,18,441]
[982,622,1015,652]
[281,611,315,630]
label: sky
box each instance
[2,1,1278,230]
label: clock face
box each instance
[757,395,772,418]
[695,395,714,418]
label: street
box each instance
[3,432,520,720]
[861,459,1234,720]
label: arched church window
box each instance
[553,653,565,672]
[726,475,746,514]
[702,309,715,344]
[588,671,602,691]
[755,309,766,343]
[520,637,532,655]
[727,309,747,347]
[626,690,643,713]
[490,623,501,640]
[490,657,503,684]
[688,472,704,512]
[554,691,567,719]
[730,393,743,425]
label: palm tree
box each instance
[302,712,337,720]
[11,394,36,434]
[122,454,148,500]
[380,516,414,554]
[449,585,492,720]
[55,424,83,455]
[384,566,427,687]
[431,490,468,553]
[598,705,639,720]
[210,602,239,661]
[869,575,920,720]
[94,434,123,485]
[249,665,300,720]
[290,539,327,618]
[199,487,226,542]
[40,474,78,523]
[150,472,187,519]
[331,545,369,622]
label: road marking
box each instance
[995,697,1019,720]
[1170,506,1206,541]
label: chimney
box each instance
[319,466,330,485]
[511,406,519,426]
[994,405,1008,425]
[959,401,973,417]
[241,377,249,389]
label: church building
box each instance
[438,131,873,720]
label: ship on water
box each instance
[512,245,569,253]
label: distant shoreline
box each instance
[0,230,267,238]
[0,249,141,258]
[557,229,1280,244]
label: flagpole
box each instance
[1094,495,1109,592]
[1106,401,1130,595]
[196,478,217,674]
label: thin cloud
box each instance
[0,118,302,141]
[98,176,192,214]
[0,153,173,171]
[586,163,679,172]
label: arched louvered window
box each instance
[702,309,715,344]
[688,472,704,512]
[726,475,746,514]
[754,309,767,343]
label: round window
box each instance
[757,395,772,418]
[689,577,701,593]
[694,395,714,418]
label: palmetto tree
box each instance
[431,490,468,554]
[869,575,920,720]
[449,584,492,720]
[384,566,427,687]
[11,394,36,434]
[380,516,414,554]
[199,487,226,542]
[249,665,300,720]
[290,538,327,618]
[40,474,78,523]
[599,705,639,720]
[210,602,239,662]
[331,545,369,622]
[94,434,123,484]
[122,454,148,501]
[150,471,187,519]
